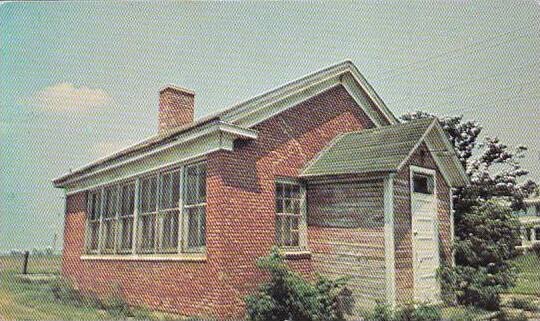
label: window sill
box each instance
[282,250,311,260]
[80,253,206,262]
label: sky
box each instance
[1,1,539,253]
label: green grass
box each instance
[508,254,540,296]
[441,306,496,321]
[0,255,61,275]
[0,255,188,320]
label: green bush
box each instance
[366,302,441,321]
[245,248,351,321]
[439,201,520,311]
[366,302,393,321]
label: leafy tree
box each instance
[401,111,536,214]
[245,248,351,321]
[401,111,537,310]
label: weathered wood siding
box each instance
[307,180,386,311]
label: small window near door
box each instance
[413,173,434,194]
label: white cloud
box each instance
[29,82,112,111]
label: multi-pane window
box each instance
[87,190,102,253]
[139,175,159,253]
[275,181,304,248]
[183,162,207,250]
[101,186,118,253]
[84,161,206,256]
[159,170,181,252]
[119,182,135,252]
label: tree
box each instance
[401,111,536,214]
[401,111,537,310]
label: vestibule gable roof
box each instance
[53,60,398,189]
[301,118,469,187]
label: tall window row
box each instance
[85,162,207,255]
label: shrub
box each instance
[532,242,540,259]
[510,297,538,312]
[366,302,393,321]
[366,302,441,321]
[394,303,441,321]
[245,248,351,321]
[439,201,520,311]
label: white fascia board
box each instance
[396,119,438,172]
[55,122,257,189]
[396,119,467,188]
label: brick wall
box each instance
[62,85,374,319]
[393,143,452,304]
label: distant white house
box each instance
[518,196,540,250]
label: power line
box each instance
[444,92,540,115]
[371,23,538,83]
[385,61,538,106]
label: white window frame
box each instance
[83,160,207,258]
[118,181,136,254]
[182,162,207,253]
[275,178,307,251]
[85,190,102,254]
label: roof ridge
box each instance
[341,117,436,137]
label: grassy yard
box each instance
[507,253,540,296]
[0,255,61,275]
[0,255,186,320]
[0,254,538,320]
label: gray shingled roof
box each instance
[301,117,436,177]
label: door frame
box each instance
[409,165,440,302]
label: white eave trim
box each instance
[396,119,468,188]
[53,121,257,188]
[223,60,398,128]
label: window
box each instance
[86,190,102,253]
[183,162,207,251]
[275,181,304,248]
[158,170,181,252]
[118,182,135,252]
[138,175,159,253]
[101,186,119,253]
[84,161,206,256]
[413,173,434,194]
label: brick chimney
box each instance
[158,85,195,133]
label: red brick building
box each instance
[53,61,467,319]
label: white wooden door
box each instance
[411,170,440,303]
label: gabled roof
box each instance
[301,118,469,187]
[53,60,399,188]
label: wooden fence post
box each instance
[22,251,29,274]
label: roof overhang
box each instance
[53,121,257,193]
[53,60,399,193]
[300,118,468,188]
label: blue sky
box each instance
[1,1,539,252]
